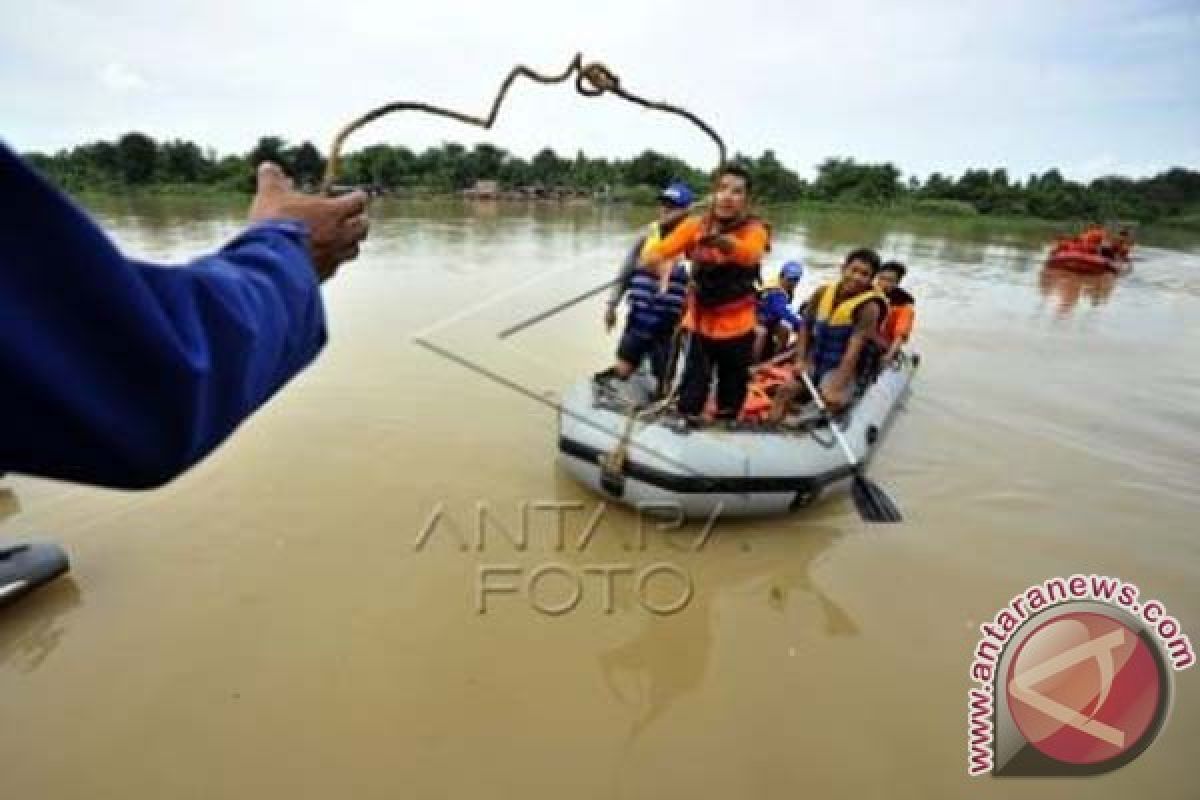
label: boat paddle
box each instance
[800,371,902,523]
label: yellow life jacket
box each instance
[811,281,888,379]
[815,281,887,325]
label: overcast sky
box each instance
[3,0,1197,181]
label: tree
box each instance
[285,141,325,187]
[531,147,566,185]
[814,158,900,203]
[116,132,158,184]
[160,139,208,183]
[469,143,507,181]
[746,149,804,202]
[248,136,288,168]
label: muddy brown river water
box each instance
[2,197,1198,798]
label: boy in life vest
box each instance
[768,248,888,420]
[599,181,693,389]
[640,164,770,421]
[753,259,805,363]
[874,260,915,364]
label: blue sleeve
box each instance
[0,144,327,488]
[780,300,804,331]
[765,291,803,330]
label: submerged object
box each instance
[558,355,918,518]
[0,541,70,606]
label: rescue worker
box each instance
[599,181,693,389]
[753,259,805,362]
[1111,227,1134,260]
[1079,223,1107,254]
[640,165,770,421]
[0,144,368,488]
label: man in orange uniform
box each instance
[640,164,770,420]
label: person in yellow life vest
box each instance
[640,164,769,420]
[769,248,888,420]
[874,260,915,363]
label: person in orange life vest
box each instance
[640,164,770,420]
[1111,227,1133,260]
[1079,223,1106,254]
[873,260,915,363]
[768,248,888,421]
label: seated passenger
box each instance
[874,260,915,364]
[753,259,804,363]
[768,248,888,419]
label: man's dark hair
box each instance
[715,163,752,193]
[844,247,882,275]
[880,260,907,280]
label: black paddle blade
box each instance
[851,473,903,523]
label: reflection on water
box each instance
[1038,266,1118,317]
[597,520,855,743]
[0,487,19,523]
[0,579,82,673]
[2,195,1199,798]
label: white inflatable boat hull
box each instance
[557,355,917,517]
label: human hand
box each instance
[698,233,734,254]
[248,162,369,282]
[604,307,617,333]
[822,370,853,409]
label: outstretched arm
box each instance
[0,146,363,488]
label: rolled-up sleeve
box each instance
[0,144,327,488]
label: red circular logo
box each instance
[1006,611,1163,765]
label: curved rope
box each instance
[320,53,726,193]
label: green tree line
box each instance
[22,132,1200,225]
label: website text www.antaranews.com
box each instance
[966,574,1194,775]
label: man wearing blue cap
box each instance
[599,180,693,390]
[753,259,805,362]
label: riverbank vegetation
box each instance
[24,132,1200,227]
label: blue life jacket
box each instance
[625,221,688,337]
[757,280,802,330]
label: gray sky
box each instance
[3,0,1198,181]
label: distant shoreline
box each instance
[69,185,1200,235]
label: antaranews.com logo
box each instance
[967,574,1194,777]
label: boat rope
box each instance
[318,54,730,483]
[320,53,726,193]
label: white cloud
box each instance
[99,62,149,92]
[3,0,1196,180]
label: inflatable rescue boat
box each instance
[557,354,918,517]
